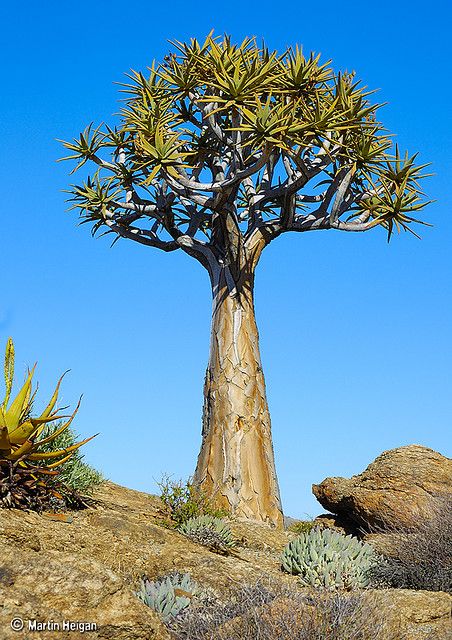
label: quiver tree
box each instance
[62,34,430,527]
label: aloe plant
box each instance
[0,338,95,470]
[0,338,96,510]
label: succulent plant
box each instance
[178,515,236,552]
[137,572,198,620]
[0,338,96,510]
[281,527,379,590]
[0,338,95,469]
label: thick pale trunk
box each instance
[194,268,283,527]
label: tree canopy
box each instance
[61,33,431,281]
[60,33,433,525]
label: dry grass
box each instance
[167,578,401,640]
[368,494,452,594]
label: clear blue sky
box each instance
[2,0,451,518]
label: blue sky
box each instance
[2,0,451,518]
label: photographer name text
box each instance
[10,617,97,633]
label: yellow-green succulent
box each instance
[0,338,95,474]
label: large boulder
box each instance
[312,445,452,531]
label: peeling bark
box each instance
[194,267,283,527]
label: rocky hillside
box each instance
[0,481,451,639]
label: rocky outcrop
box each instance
[366,589,452,639]
[312,445,452,531]
[0,547,170,640]
[0,480,451,639]
[0,482,293,640]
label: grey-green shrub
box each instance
[178,515,236,551]
[37,423,104,493]
[281,528,379,589]
[137,572,198,621]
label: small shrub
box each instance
[288,519,317,535]
[137,572,198,621]
[178,515,236,552]
[157,475,228,526]
[168,578,398,640]
[37,422,104,494]
[368,495,452,594]
[281,527,379,589]
[167,579,278,639]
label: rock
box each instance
[232,518,294,552]
[312,445,452,531]
[360,531,404,556]
[364,589,452,640]
[283,515,298,529]
[0,548,169,640]
[0,481,294,639]
[312,513,354,534]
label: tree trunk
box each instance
[194,266,283,527]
